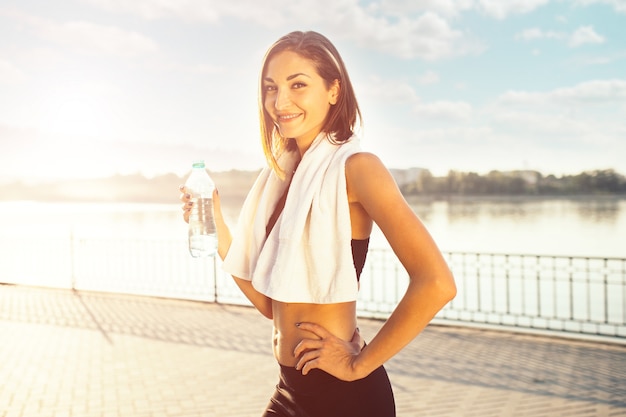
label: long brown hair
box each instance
[258,31,362,177]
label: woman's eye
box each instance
[264,85,277,92]
[292,82,306,89]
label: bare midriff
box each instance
[272,299,358,367]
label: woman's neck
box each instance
[294,130,325,157]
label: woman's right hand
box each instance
[180,184,232,260]
[179,185,193,223]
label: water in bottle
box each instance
[185,160,217,257]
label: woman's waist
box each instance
[272,300,357,366]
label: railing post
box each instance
[535,255,541,320]
[69,228,76,290]
[623,259,626,327]
[603,258,608,325]
[568,257,574,321]
[213,254,218,304]
[475,253,481,315]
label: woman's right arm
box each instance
[179,186,273,319]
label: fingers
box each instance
[212,188,223,222]
[294,341,324,374]
[293,333,361,378]
[297,355,321,376]
[295,322,332,339]
[179,185,192,224]
[293,338,324,360]
[179,185,191,203]
[292,322,332,361]
[350,327,365,350]
[293,323,331,374]
[293,322,364,379]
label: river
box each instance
[1,196,624,259]
[2,197,624,338]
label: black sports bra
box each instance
[351,238,369,281]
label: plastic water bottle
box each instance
[185,160,217,257]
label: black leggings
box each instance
[262,364,395,417]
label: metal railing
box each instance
[2,235,624,341]
[359,249,626,339]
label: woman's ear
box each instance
[329,79,340,105]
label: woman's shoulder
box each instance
[345,151,397,198]
[345,151,405,217]
[346,151,387,175]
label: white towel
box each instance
[222,132,361,304]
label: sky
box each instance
[1,0,625,182]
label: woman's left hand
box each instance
[293,322,366,381]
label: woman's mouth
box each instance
[277,113,301,122]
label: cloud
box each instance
[516,26,606,48]
[0,59,27,84]
[371,79,626,173]
[483,80,626,172]
[0,124,265,181]
[499,79,626,105]
[490,108,595,139]
[78,0,483,61]
[360,75,470,121]
[569,26,605,47]
[372,0,475,18]
[477,0,550,19]
[362,75,625,173]
[417,70,440,85]
[359,76,420,103]
[339,11,477,60]
[79,0,219,21]
[4,8,158,57]
[574,0,626,13]
[413,100,473,121]
[574,50,626,66]
[374,0,554,19]
[515,28,565,41]
[43,21,157,57]
[165,62,226,75]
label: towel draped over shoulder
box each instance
[222,132,361,304]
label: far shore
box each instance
[2,193,624,206]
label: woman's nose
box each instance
[274,88,291,110]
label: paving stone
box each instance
[1,285,624,417]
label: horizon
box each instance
[3,165,624,188]
[1,1,625,182]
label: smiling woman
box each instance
[179,30,456,417]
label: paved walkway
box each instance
[1,285,625,417]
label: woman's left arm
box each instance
[295,152,456,380]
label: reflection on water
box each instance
[398,196,626,258]
[410,196,622,224]
[1,197,625,258]
[575,198,621,223]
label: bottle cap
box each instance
[192,160,205,169]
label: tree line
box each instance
[400,169,626,196]
[3,168,625,202]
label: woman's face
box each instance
[263,50,339,147]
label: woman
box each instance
[180,31,456,417]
